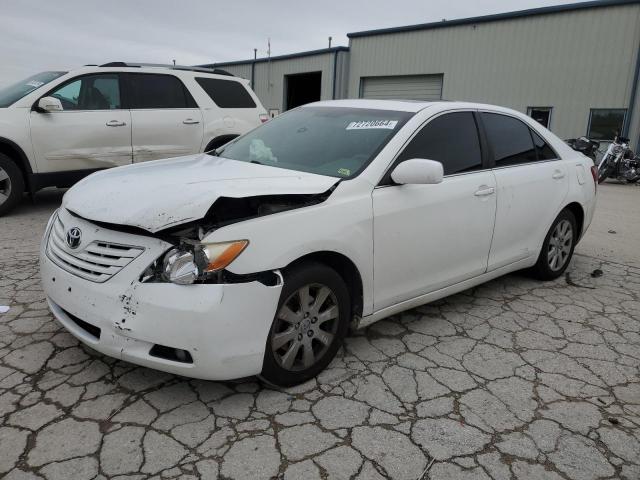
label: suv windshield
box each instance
[0,71,67,108]
[217,106,413,178]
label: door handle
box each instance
[106,120,126,127]
[474,187,495,197]
[552,170,565,180]
[183,119,200,125]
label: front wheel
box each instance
[260,262,350,387]
[597,156,612,184]
[530,209,577,280]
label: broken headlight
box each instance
[145,240,249,285]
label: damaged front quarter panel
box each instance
[158,184,338,241]
[137,187,338,285]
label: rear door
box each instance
[127,73,203,162]
[372,111,497,310]
[30,73,132,172]
[481,112,569,270]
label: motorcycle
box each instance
[565,136,600,162]
[596,134,640,184]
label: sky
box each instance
[1,0,581,86]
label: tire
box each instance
[597,158,611,184]
[204,135,239,153]
[530,209,577,280]
[0,153,25,217]
[260,261,350,387]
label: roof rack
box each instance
[98,62,234,76]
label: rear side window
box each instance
[482,113,537,166]
[531,130,557,160]
[195,77,256,108]
[396,112,482,176]
[128,74,197,109]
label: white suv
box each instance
[0,63,267,215]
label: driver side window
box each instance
[395,111,483,176]
[49,74,121,110]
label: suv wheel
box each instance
[260,262,350,387]
[0,154,25,216]
[530,209,577,280]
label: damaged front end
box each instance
[139,187,336,286]
[160,188,336,240]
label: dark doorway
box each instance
[285,71,321,110]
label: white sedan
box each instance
[40,100,597,386]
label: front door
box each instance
[127,73,203,162]
[373,111,497,311]
[30,73,132,173]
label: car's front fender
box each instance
[202,180,375,315]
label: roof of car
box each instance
[303,99,510,113]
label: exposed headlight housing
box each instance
[162,249,199,285]
[158,240,249,285]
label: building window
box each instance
[527,107,552,128]
[588,109,626,140]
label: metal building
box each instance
[206,0,640,147]
[204,47,350,117]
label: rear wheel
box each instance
[0,154,25,216]
[260,262,350,387]
[530,209,577,280]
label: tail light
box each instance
[259,113,269,123]
[590,165,598,191]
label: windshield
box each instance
[0,71,67,107]
[217,106,413,178]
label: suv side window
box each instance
[481,113,537,166]
[531,130,557,160]
[128,73,197,109]
[49,74,121,110]
[195,77,256,108]
[395,112,482,176]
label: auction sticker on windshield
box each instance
[346,120,398,130]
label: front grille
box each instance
[46,215,144,283]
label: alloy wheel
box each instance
[0,167,11,207]
[548,219,573,271]
[271,283,340,371]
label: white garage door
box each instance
[360,74,443,101]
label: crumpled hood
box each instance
[63,154,339,232]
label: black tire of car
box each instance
[260,262,350,387]
[530,209,577,281]
[0,153,25,217]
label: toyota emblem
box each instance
[66,227,82,249]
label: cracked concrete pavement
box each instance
[0,184,639,479]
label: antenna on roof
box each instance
[328,36,332,48]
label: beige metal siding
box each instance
[216,64,252,81]
[360,74,443,100]
[334,50,351,100]
[348,4,640,144]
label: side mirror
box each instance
[37,96,63,112]
[391,159,444,185]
